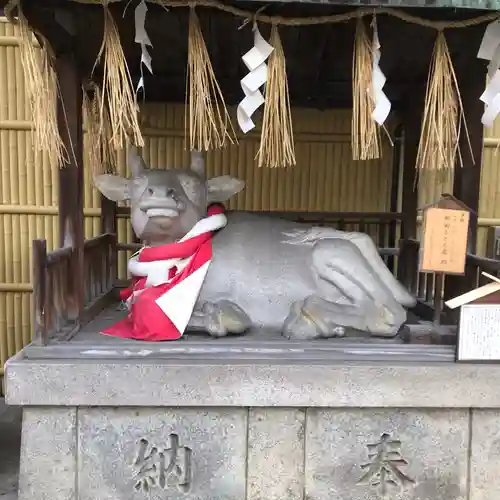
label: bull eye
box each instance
[147,187,154,195]
[167,188,175,197]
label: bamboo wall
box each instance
[0,19,58,372]
[85,104,395,278]
[1,16,500,375]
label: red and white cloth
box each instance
[101,204,227,341]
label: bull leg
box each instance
[338,232,416,308]
[283,227,415,308]
[283,239,407,340]
[189,300,251,338]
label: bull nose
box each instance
[147,186,176,197]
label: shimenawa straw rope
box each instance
[257,24,295,168]
[351,18,382,161]
[15,6,68,169]
[83,83,117,175]
[6,0,487,171]
[415,32,472,171]
[92,3,144,150]
[15,0,499,30]
[185,7,237,151]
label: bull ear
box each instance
[190,149,205,177]
[128,145,147,178]
[93,174,132,202]
[206,175,245,203]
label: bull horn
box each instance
[190,149,205,177]
[128,145,147,178]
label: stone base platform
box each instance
[5,316,500,500]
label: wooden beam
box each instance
[211,0,493,6]
[56,50,84,321]
[22,1,75,56]
[131,73,426,108]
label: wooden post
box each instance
[100,196,118,288]
[32,239,48,345]
[100,195,117,235]
[452,75,484,254]
[433,273,444,321]
[397,86,425,292]
[387,124,403,273]
[400,85,426,241]
[56,51,84,322]
[443,58,487,321]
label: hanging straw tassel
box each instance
[416,31,472,172]
[83,83,117,175]
[186,7,237,151]
[15,7,67,169]
[257,24,295,168]
[351,17,381,161]
[93,4,144,150]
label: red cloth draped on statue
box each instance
[101,204,226,341]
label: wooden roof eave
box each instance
[5,0,500,9]
[1,0,493,108]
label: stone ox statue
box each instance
[94,147,416,341]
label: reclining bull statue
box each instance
[94,147,416,342]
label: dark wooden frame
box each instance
[32,233,117,345]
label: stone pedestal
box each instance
[6,343,500,500]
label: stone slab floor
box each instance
[0,398,20,500]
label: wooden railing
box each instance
[115,207,403,243]
[465,253,500,288]
[32,241,73,344]
[257,211,403,247]
[29,207,500,349]
[117,210,404,274]
[83,234,117,308]
[397,239,454,323]
[30,211,409,344]
[32,233,117,345]
[396,238,500,326]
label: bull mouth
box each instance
[146,208,179,218]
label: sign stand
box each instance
[419,194,473,344]
[446,272,500,362]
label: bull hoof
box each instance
[202,300,251,337]
[366,302,404,339]
[283,300,346,340]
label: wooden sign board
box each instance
[457,302,500,361]
[420,207,469,274]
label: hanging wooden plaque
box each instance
[420,207,469,274]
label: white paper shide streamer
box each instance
[135,0,153,93]
[237,23,274,134]
[371,18,391,125]
[478,20,500,127]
